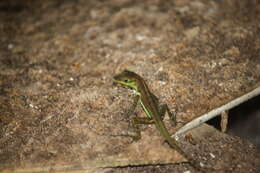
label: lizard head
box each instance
[114,70,141,90]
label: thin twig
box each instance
[174,86,260,137]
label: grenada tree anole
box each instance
[114,70,208,172]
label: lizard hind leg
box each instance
[150,92,177,126]
[119,116,155,142]
[127,116,155,141]
[159,104,177,126]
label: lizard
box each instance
[114,69,207,172]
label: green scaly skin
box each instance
[114,70,207,172]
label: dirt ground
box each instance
[0,0,260,173]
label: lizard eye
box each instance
[124,79,131,83]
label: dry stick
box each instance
[174,86,260,138]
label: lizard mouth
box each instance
[113,80,135,91]
[113,80,127,87]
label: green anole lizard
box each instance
[114,70,207,172]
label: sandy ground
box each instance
[0,0,259,172]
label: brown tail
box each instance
[167,138,213,172]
